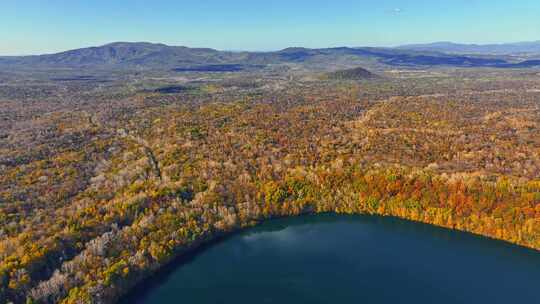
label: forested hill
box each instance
[325,67,380,80]
[2,42,540,70]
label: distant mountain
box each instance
[398,41,540,55]
[0,42,250,69]
[1,42,540,70]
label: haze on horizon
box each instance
[2,0,540,56]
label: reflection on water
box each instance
[121,215,540,304]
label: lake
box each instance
[121,215,540,304]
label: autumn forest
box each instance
[0,60,539,303]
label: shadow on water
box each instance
[119,215,339,303]
[153,86,191,94]
[119,214,540,304]
[172,64,245,72]
[172,64,266,72]
[119,230,241,303]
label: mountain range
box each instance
[1,42,540,71]
[397,41,540,55]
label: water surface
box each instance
[122,215,540,304]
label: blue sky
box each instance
[1,0,539,55]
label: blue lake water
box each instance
[121,215,540,304]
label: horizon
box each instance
[2,0,540,56]
[2,39,540,57]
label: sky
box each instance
[1,0,540,55]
